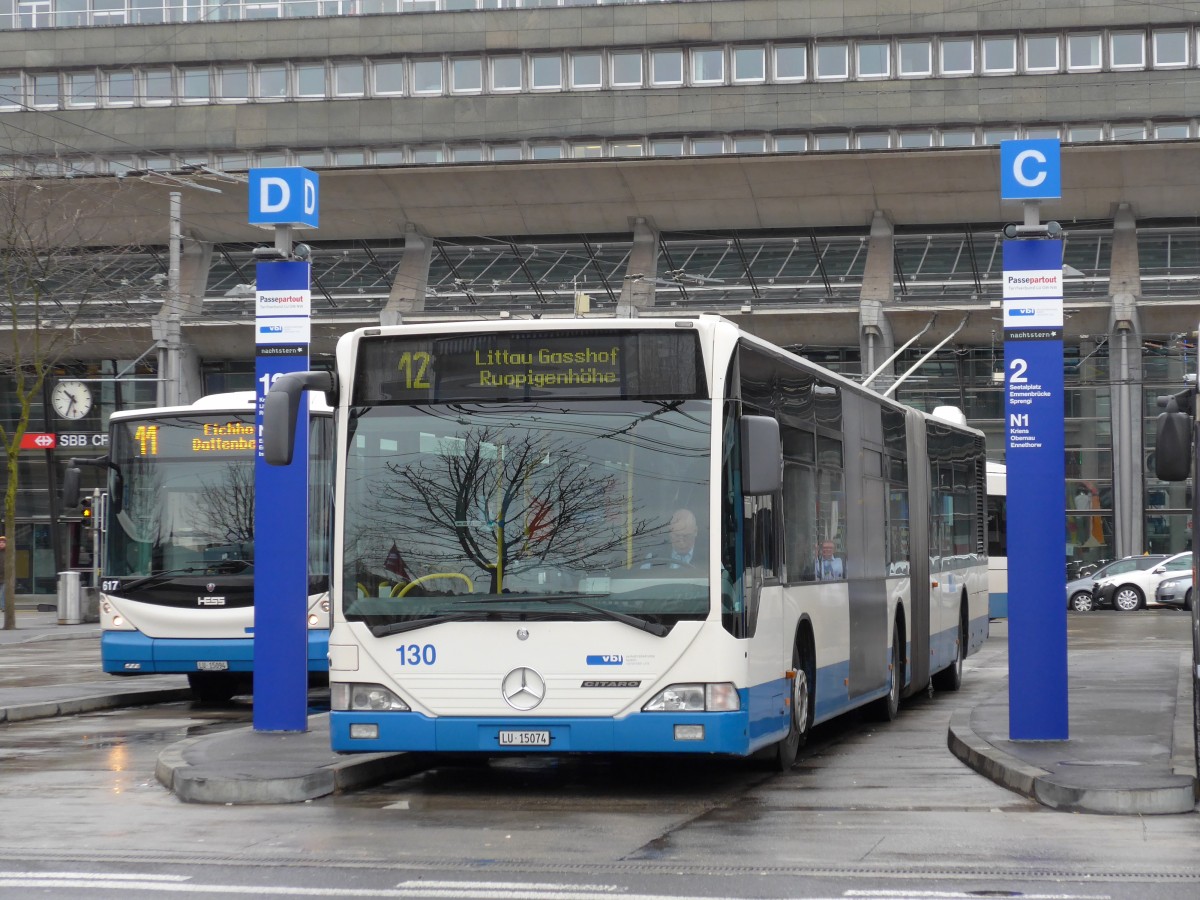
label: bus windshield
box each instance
[106,414,257,578]
[343,399,712,632]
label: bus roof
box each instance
[110,389,331,421]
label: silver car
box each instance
[1154,573,1194,611]
[1066,555,1168,612]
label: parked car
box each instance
[1154,572,1194,611]
[1067,555,1167,611]
[1093,551,1193,611]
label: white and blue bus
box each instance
[986,461,1008,618]
[265,316,988,766]
[67,392,333,702]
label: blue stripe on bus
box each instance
[101,630,329,674]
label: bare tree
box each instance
[362,427,652,595]
[0,180,143,629]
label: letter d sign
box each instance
[1000,139,1061,201]
[248,167,320,229]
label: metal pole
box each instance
[862,315,936,388]
[882,316,969,398]
[41,378,64,576]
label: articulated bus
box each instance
[67,392,333,702]
[265,315,988,766]
[986,461,1008,618]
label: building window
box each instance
[335,149,366,166]
[1067,34,1102,71]
[1152,30,1188,68]
[572,142,604,159]
[143,68,174,105]
[297,63,328,98]
[570,53,603,89]
[531,54,563,90]
[940,130,975,147]
[54,0,87,27]
[1024,35,1059,72]
[732,47,765,83]
[18,0,52,28]
[334,61,365,96]
[815,134,850,151]
[857,132,890,149]
[411,147,444,164]
[451,58,483,93]
[0,72,23,110]
[856,42,889,78]
[650,50,683,86]
[815,43,849,79]
[293,150,326,167]
[531,144,563,160]
[610,52,643,87]
[30,73,58,108]
[66,72,98,107]
[940,38,974,75]
[1025,126,1060,140]
[691,138,725,155]
[610,141,644,157]
[982,128,1018,144]
[1111,124,1147,140]
[131,0,167,24]
[256,64,288,100]
[773,44,807,81]
[1155,123,1190,139]
[91,0,125,25]
[733,136,766,153]
[217,66,249,102]
[411,59,443,95]
[691,48,725,85]
[898,131,933,148]
[898,40,931,76]
[107,71,136,106]
[491,145,523,161]
[180,67,210,102]
[774,135,807,153]
[451,146,484,162]
[1110,32,1145,69]
[371,149,405,165]
[982,36,1016,74]
[650,139,684,157]
[488,57,521,91]
[1067,126,1103,143]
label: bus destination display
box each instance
[116,417,257,459]
[355,331,705,403]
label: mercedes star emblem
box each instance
[501,667,546,711]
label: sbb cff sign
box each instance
[20,432,57,450]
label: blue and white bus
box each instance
[266,316,988,767]
[69,392,333,702]
[986,461,1008,618]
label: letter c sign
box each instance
[1000,139,1061,201]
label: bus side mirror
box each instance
[740,414,781,496]
[264,370,337,466]
[1154,397,1193,482]
[62,466,81,508]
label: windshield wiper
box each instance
[462,594,669,637]
[372,612,487,638]
[118,561,252,592]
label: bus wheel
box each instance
[871,624,903,722]
[774,641,813,771]
[932,603,966,692]
[188,672,240,704]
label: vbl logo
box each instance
[586,654,624,665]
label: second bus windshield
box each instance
[343,400,712,627]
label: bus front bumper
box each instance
[101,631,330,674]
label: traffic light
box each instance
[79,496,93,527]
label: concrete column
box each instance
[617,217,659,316]
[859,211,897,390]
[1107,202,1144,557]
[154,221,211,406]
[381,225,434,325]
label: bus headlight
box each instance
[331,682,410,712]
[642,683,740,712]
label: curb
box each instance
[155,719,424,804]
[0,687,193,724]
[947,708,1198,815]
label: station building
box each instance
[2,0,1198,599]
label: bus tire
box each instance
[188,672,240,704]
[932,600,966,693]
[870,620,904,722]
[773,638,814,771]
